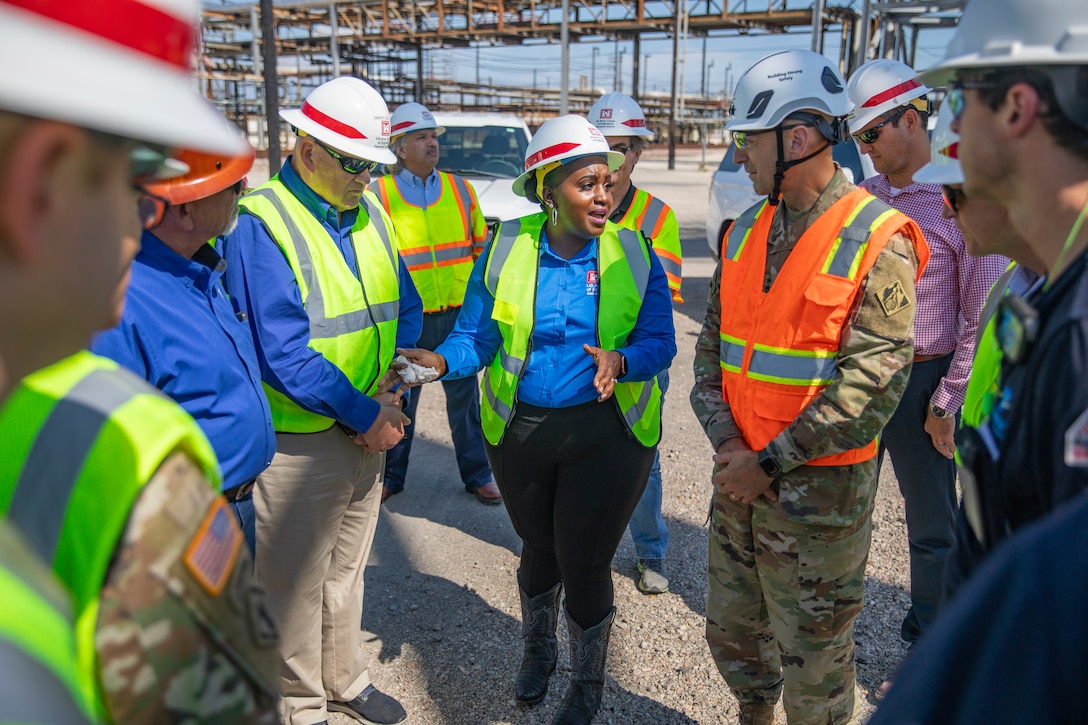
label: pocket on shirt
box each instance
[492,298,519,326]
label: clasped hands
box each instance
[712,438,778,505]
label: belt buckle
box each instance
[227,481,255,502]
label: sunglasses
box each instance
[941,184,966,214]
[314,139,379,175]
[947,76,998,121]
[609,143,634,155]
[732,123,809,150]
[853,107,909,145]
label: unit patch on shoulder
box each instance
[1065,407,1088,468]
[184,496,242,596]
[878,280,911,316]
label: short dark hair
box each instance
[976,66,1088,162]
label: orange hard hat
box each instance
[142,143,256,206]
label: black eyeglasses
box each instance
[941,184,966,213]
[853,107,909,145]
[732,123,809,150]
[314,138,379,175]
[610,143,634,155]
[948,76,999,121]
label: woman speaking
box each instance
[394,114,675,724]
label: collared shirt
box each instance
[392,167,442,208]
[221,158,423,434]
[91,232,275,490]
[437,229,676,408]
[861,175,1008,412]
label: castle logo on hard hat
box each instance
[599,108,614,119]
[588,126,603,138]
[747,91,773,119]
[821,68,845,94]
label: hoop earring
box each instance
[550,204,558,226]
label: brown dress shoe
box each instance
[381,486,400,504]
[473,481,503,505]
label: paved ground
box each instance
[255,146,915,724]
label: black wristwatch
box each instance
[757,449,782,479]
[929,403,952,419]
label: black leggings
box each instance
[487,399,657,629]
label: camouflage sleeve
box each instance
[768,231,919,471]
[690,255,743,451]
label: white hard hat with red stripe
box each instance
[512,115,625,198]
[389,102,445,141]
[846,59,931,133]
[588,92,655,138]
[280,76,397,165]
[912,101,963,186]
[0,0,247,156]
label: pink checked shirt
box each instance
[861,176,1008,413]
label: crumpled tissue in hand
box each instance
[395,354,440,384]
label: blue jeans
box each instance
[384,307,493,493]
[229,490,256,557]
[627,368,669,563]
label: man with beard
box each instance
[92,139,275,554]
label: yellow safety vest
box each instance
[480,212,662,447]
[239,179,401,433]
[0,519,94,723]
[614,187,683,303]
[0,351,220,716]
[370,171,486,313]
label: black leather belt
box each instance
[225,480,256,502]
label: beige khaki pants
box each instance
[254,426,384,724]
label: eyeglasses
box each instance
[941,184,966,214]
[947,76,998,121]
[853,107,909,145]
[732,123,808,150]
[314,139,379,175]
[610,143,634,155]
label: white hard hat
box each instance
[390,102,445,141]
[847,59,931,132]
[588,92,655,139]
[0,0,247,156]
[727,50,852,132]
[913,102,964,186]
[512,115,625,198]
[920,0,1088,86]
[280,77,397,165]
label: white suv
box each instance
[432,112,540,239]
[705,139,877,256]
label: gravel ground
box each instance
[277,147,916,725]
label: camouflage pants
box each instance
[706,493,871,725]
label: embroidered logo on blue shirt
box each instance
[586,270,599,296]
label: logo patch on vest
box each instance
[877,280,910,316]
[586,270,600,296]
[1065,407,1088,468]
[184,497,242,596]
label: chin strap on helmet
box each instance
[766,115,848,206]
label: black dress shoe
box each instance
[328,685,407,724]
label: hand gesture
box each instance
[583,344,623,402]
[357,404,411,452]
[712,439,778,504]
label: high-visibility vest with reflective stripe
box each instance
[614,187,684,303]
[718,188,928,466]
[0,351,220,714]
[370,171,485,313]
[0,519,93,723]
[239,179,401,433]
[480,213,662,447]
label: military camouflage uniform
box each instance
[95,452,279,724]
[690,169,919,724]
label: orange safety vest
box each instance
[719,187,928,466]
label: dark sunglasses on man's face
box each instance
[948,75,999,121]
[853,106,909,145]
[315,139,379,175]
[942,184,966,213]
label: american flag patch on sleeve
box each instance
[184,497,242,596]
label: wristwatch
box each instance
[929,403,952,419]
[756,449,782,479]
[618,353,628,379]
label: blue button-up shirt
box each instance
[221,159,423,434]
[437,229,676,408]
[91,232,275,490]
[391,167,441,208]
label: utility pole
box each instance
[591,46,599,91]
[260,0,280,168]
[560,0,570,113]
[668,0,680,170]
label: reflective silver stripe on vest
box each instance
[616,228,650,299]
[640,196,667,239]
[0,640,89,724]
[482,374,513,424]
[431,243,473,265]
[9,369,143,563]
[246,188,400,340]
[657,255,682,281]
[486,219,522,296]
[748,348,838,384]
[723,204,763,261]
[499,349,524,376]
[400,250,437,268]
[719,338,745,370]
[451,175,473,209]
[825,196,891,279]
[620,379,655,432]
